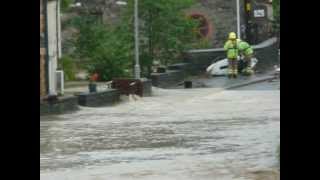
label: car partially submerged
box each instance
[206,56,258,76]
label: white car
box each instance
[206,57,258,76]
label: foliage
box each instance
[122,0,200,75]
[61,0,73,12]
[272,0,280,34]
[67,0,203,80]
[58,55,76,81]
[71,15,133,81]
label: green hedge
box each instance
[58,55,76,81]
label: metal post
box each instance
[57,0,62,59]
[44,0,50,95]
[236,0,241,39]
[134,0,141,79]
[47,1,58,96]
[244,0,251,43]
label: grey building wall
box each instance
[186,0,243,48]
[62,0,274,53]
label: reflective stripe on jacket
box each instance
[224,39,241,59]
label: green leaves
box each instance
[273,0,280,19]
[67,0,205,80]
[272,0,280,33]
[122,0,199,68]
[58,55,76,81]
[61,0,72,12]
[71,15,133,81]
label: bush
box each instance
[72,15,132,81]
[61,0,72,12]
[272,0,280,34]
[122,0,200,73]
[58,55,76,81]
[68,0,204,79]
[85,46,132,81]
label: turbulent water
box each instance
[41,81,280,180]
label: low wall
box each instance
[77,89,120,107]
[168,63,191,71]
[141,78,152,97]
[184,37,279,74]
[151,70,185,88]
[40,96,79,116]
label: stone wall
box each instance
[184,37,278,74]
[77,89,120,107]
[63,0,241,49]
[151,70,185,88]
[186,0,274,47]
[40,96,79,116]
[167,63,192,75]
[186,0,241,48]
[62,0,273,51]
[150,63,194,88]
[184,50,225,75]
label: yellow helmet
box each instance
[228,32,237,40]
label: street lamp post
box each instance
[236,0,241,39]
[116,0,140,79]
[134,0,141,79]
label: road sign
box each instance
[254,9,265,17]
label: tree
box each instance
[272,0,280,35]
[61,0,73,12]
[70,15,133,81]
[65,0,203,80]
[122,0,200,76]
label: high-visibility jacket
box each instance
[238,41,253,56]
[224,39,241,59]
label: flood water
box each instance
[40,81,280,180]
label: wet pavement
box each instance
[40,79,280,180]
[174,72,277,89]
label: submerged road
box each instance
[40,79,280,180]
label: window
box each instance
[189,13,211,38]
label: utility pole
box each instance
[236,0,241,39]
[115,0,140,79]
[134,0,141,79]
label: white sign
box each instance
[254,9,265,17]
